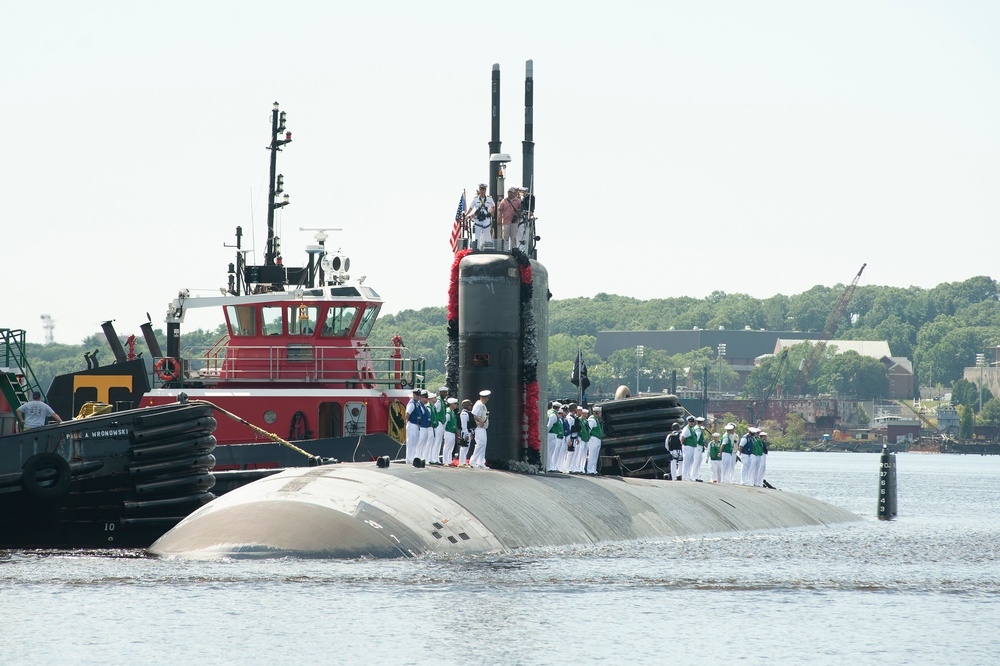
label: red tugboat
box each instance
[137,103,425,479]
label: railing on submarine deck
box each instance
[153,345,426,389]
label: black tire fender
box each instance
[22,452,71,501]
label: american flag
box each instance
[450,191,466,253]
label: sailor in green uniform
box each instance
[585,407,604,475]
[708,432,723,483]
[546,401,566,472]
[691,416,707,481]
[443,397,459,465]
[680,416,699,481]
[749,428,765,486]
[720,423,738,483]
[430,387,449,464]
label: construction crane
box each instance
[792,263,867,396]
[748,346,789,424]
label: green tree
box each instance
[952,378,994,413]
[816,350,889,399]
[958,404,975,438]
[979,397,1000,427]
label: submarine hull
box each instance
[149,465,860,559]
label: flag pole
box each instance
[576,348,582,406]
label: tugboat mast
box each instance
[265,101,292,267]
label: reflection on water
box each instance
[2,452,999,664]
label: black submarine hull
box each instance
[148,463,860,559]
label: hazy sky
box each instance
[4,1,998,345]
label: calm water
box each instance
[2,452,999,665]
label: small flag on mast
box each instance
[571,349,590,392]
[450,191,467,252]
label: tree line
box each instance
[21,275,1000,421]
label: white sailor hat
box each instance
[428,393,437,400]
[748,427,758,433]
[446,397,458,405]
[438,386,449,393]
[760,431,768,437]
[479,389,491,397]
[552,401,562,408]
[412,388,422,394]
[695,416,705,422]
[712,432,720,437]
[478,183,487,189]
[582,408,590,414]
[420,389,429,397]
[687,415,696,421]
[724,423,735,431]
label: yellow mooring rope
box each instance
[188,398,320,462]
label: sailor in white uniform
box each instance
[404,388,422,464]
[585,407,603,475]
[546,401,565,472]
[740,427,757,485]
[442,397,459,466]
[755,432,769,487]
[720,423,738,483]
[418,390,434,463]
[562,405,578,473]
[680,416,698,481]
[431,386,449,464]
[469,390,491,468]
[465,183,495,249]
[458,399,474,466]
[691,416,706,481]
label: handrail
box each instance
[0,328,45,400]
[154,343,426,389]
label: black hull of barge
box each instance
[0,402,218,549]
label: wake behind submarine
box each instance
[150,61,860,560]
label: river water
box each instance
[2,452,998,665]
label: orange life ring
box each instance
[155,357,181,382]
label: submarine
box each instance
[148,463,859,559]
[149,61,860,560]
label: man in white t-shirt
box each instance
[16,391,63,430]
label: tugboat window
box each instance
[262,306,284,336]
[355,305,381,339]
[320,306,359,337]
[226,305,257,336]
[288,305,318,336]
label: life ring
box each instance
[155,357,181,382]
[22,452,71,501]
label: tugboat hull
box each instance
[0,402,218,548]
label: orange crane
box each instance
[792,263,867,396]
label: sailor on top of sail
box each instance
[466,184,495,248]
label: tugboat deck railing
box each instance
[156,344,426,389]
